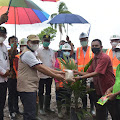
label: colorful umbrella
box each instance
[0,0,49,24]
[41,0,59,2]
[0,0,49,35]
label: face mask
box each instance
[63,51,70,57]
[11,43,18,48]
[0,37,5,43]
[43,42,50,47]
[116,51,120,60]
[80,41,88,47]
[59,45,63,50]
[92,48,101,54]
[111,42,118,48]
[29,43,39,51]
[20,46,26,52]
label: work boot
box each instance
[57,101,63,119]
[39,95,46,115]
[44,95,54,113]
[90,105,96,117]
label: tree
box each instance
[50,2,71,40]
[37,27,57,44]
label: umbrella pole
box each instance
[67,24,68,35]
[14,7,16,36]
[7,0,12,12]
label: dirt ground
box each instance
[4,80,112,120]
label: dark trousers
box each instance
[81,79,87,110]
[7,78,19,114]
[19,92,37,120]
[116,99,120,119]
[89,82,96,110]
[39,78,53,96]
[95,94,118,120]
[0,82,7,120]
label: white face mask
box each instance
[63,51,70,57]
[111,42,118,48]
[116,51,120,60]
[0,37,5,43]
[29,43,39,51]
[20,46,26,52]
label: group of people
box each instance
[0,12,120,120]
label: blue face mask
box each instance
[43,42,50,47]
[63,51,70,57]
[11,43,18,48]
[59,45,63,50]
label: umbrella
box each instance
[48,13,89,35]
[41,0,59,2]
[0,0,49,35]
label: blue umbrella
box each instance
[48,13,89,35]
[48,13,89,24]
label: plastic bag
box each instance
[65,69,75,82]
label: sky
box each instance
[2,0,120,50]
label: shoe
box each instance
[35,116,42,120]
[58,112,63,119]
[40,109,46,115]
[90,110,96,117]
[9,113,16,120]
[44,95,54,113]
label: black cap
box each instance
[0,26,7,34]
[43,35,50,40]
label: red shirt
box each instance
[87,52,115,95]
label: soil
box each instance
[4,81,112,120]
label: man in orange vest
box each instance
[13,38,27,76]
[106,35,120,76]
[76,32,94,113]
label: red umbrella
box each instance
[41,0,59,2]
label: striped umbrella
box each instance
[0,0,49,35]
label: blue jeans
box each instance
[19,92,37,120]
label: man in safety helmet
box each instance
[76,32,94,113]
[55,43,73,119]
[106,35,120,76]
[105,43,120,120]
[13,38,27,76]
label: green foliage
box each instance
[37,27,57,44]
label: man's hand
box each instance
[55,73,65,81]
[0,13,8,24]
[105,87,113,95]
[2,70,9,77]
[107,93,116,101]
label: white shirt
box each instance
[0,43,10,83]
[37,47,55,79]
[21,51,42,67]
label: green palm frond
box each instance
[51,13,57,19]
[58,2,68,13]
[84,58,93,72]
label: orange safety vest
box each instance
[106,49,120,76]
[13,53,20,77]
[76,46,94,72]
